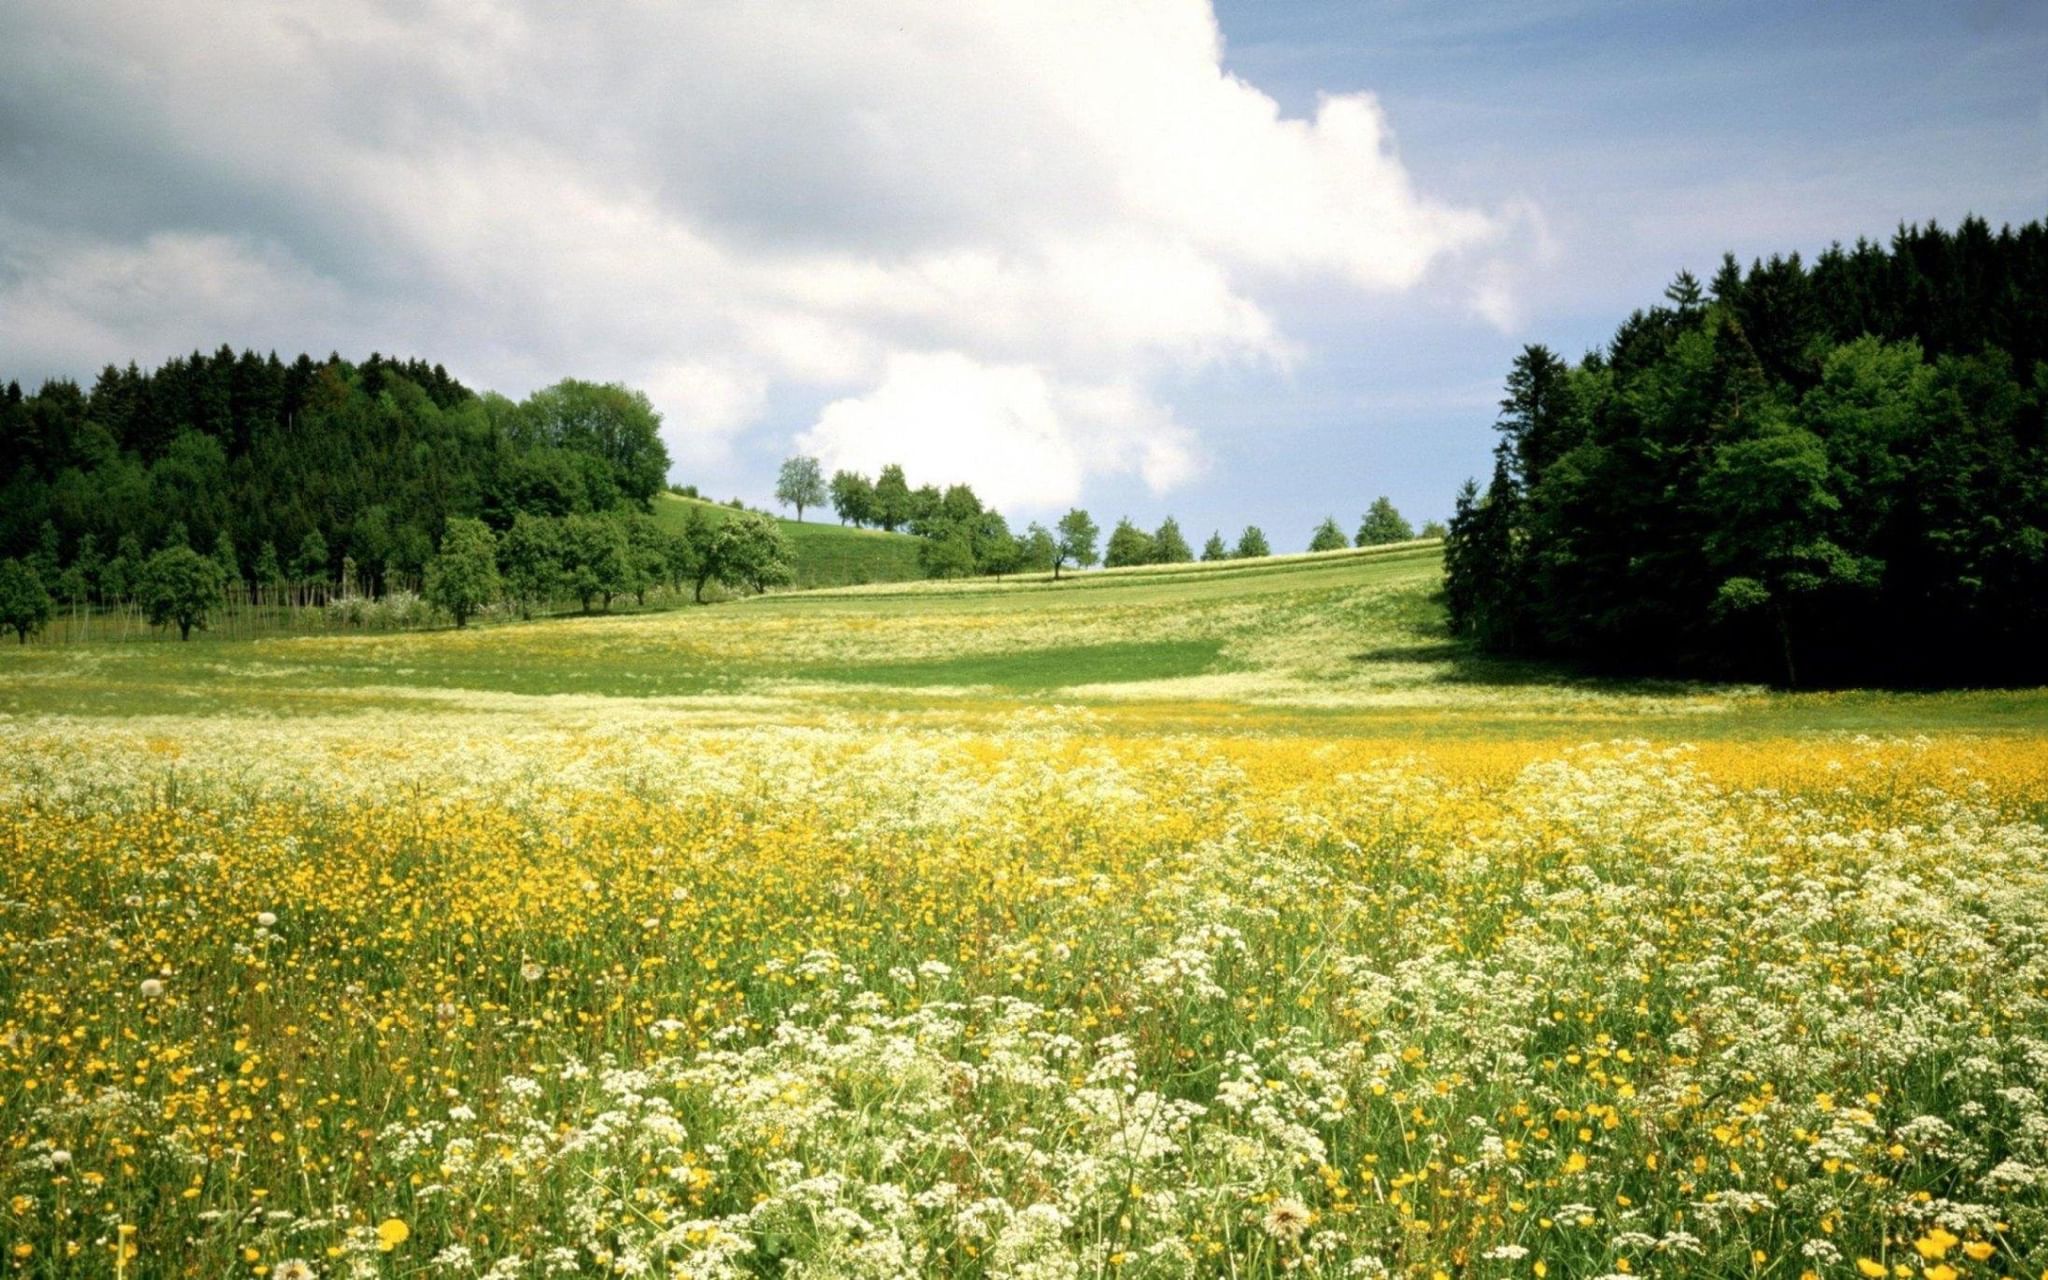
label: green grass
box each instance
[652,492,926,589]
[2,540,2044,738]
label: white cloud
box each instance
[0,0,1516,506]
[797,352,1200,511]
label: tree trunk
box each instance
[1776,607,1797,689]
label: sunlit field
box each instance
[5,547,2047,1279]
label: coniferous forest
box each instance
[1444,216,2048,687]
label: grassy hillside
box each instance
[3,538,2042,740]
[651,492,925,589]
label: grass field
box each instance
[651,494,926,590]
[4,548,2047,1279]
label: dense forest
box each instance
[1445,216,2048,687]
[0,348,670,597]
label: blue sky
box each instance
[2,1,2042,547]
[1102,0,2048,539]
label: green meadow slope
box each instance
[2,540,2042,740]
[651,492,925,589]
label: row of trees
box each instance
[782,455,1437,581]
[0,507,793,643]
[1,349,672,592]
[429,507,791,626]
[1445,216,2048,686]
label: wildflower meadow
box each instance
[4,548,2047,1279]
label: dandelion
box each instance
[376,1218,410,1252]
[1263,1198,1312,1242]
[274,1262,315,1280]
[520,962,545,982]
[257,911,278,928]
[139,978,164,998]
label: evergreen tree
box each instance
[1233,526,1270,559]
[1355,497,1415,545]
[1308,517,1348,552]
[1152,517,1193,564]
[1104,518,1157,568]
[1201,532,1229,562]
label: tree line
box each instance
[0,347,756,641]
[1444,215,2048,686]
[782,455,1434,581]
[0,502,794,644]
[1,347,672,596]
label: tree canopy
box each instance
[0,350,672,598]
[1444,216,2048,686]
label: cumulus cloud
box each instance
[0,0,1514,508]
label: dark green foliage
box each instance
[500,514,566,618]
[0,350,671,597]
[1018,523,1057,573]
[1233,526,1270,559]
[423,518,501,627]
[1201,532,1229,562]
[1153,517,1193,564]
[917,523,977,579]
[0,559,52,643]
[1356,498,1415,546]
[1308,517,1348,553]
[1053,509,1099,579]
[1444,216,2048,686]
[141,545,224,640]
[828,470,875,525]
[1104,518,1157,568]
[872,465,913,532]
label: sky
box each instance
[2,1,2043,547]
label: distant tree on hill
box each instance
[908,484,944,532]
[828,470,874,526]
[1419,518,1447,539]
[918,522,977,579]
[1153,517,1193,564]
[0,559,52,643]
[872,464,913,532]
[974,512,1023,578]
[1053,509,1099,580]
[1104,518,1157,568]
[1201,532,1229,561]
[1309,517,1348,552]
[1356,497,1415,545]
[775,455,827,522]
[1018,523,1057,573]
[1234,526,1270,559]
[141,545,224,640]
[423,517,501,628]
